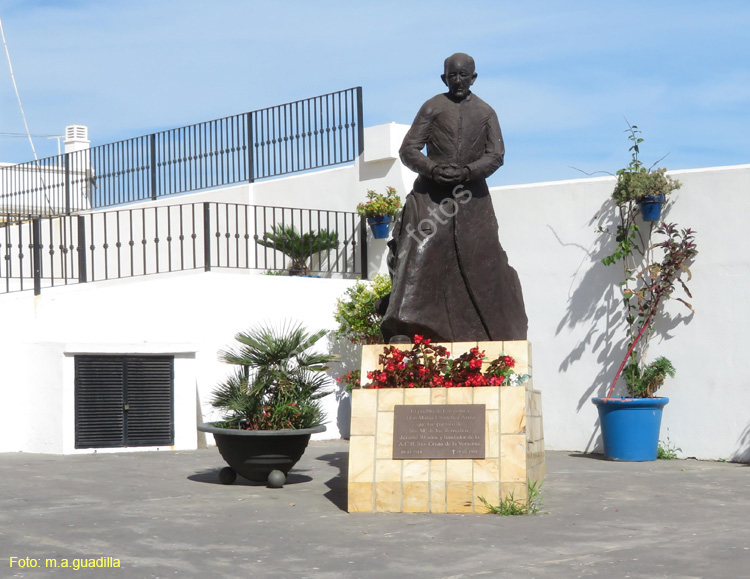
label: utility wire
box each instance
[1,12,52,214]
[0,131,59,138]
[0,13,38,161]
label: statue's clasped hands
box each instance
[432,165,470,185]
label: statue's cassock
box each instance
[381,91,528,343]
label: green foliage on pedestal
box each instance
[333,273,391,344]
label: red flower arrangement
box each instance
[335,369,361,392]
[364,335,526,389]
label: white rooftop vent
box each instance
[65,124,88,141]
[64,124,90,154]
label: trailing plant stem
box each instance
[600,125,695,398]
[606,307,657,398]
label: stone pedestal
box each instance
[347,341,544,513]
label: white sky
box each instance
[1,0,748,186]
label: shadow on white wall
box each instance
[553,196,697,453]
[731,423,750,463]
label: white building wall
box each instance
[488,164,750,461]
[0,271,357,454]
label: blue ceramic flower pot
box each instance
[639,194,665,221]
[367,216,392,239]
[592,397,669,461]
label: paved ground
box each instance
[1,441,748,578]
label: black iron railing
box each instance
[0,88,363,220]
[1,202,367,295]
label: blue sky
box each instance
[1,0,748,186]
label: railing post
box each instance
[77,215,87,283]
[150,133,157,201]
[359,216,368,280]
[356,87,364,157]
[64,153,71,216]
[247,113,255,183]
[32,217,42,295]
[203,202,211,271]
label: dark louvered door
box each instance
[125,357,174,446]
[75,356,174,449]
[75,356,125,448]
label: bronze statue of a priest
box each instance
[380,53,528,343]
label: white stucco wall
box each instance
[488,164,750,461]
[0,271,358,454]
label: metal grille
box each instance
[75,355,174,449]
[252,89,362,179]
[0,87,363,220]
[75,356,124,448]
[1,202,366,295]
[125,357,175,447]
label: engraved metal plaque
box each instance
[392,404,485,459]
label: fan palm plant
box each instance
[210,321,334,430]
[256,225,339,275]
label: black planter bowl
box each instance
[197,422,326,487]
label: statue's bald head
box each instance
[441,53,477,101]
[444,53,476,75]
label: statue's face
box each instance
[441,57,477,100]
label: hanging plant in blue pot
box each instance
[357,186,401,239]
[638,193,666,221]
[596,127,698,459]
[611,124,681,222]
[367,215,393,239]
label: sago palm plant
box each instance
[210,321,334,430]
[256,225,339,275]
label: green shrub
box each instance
[333,274,391,344]
[624,356,676,398]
